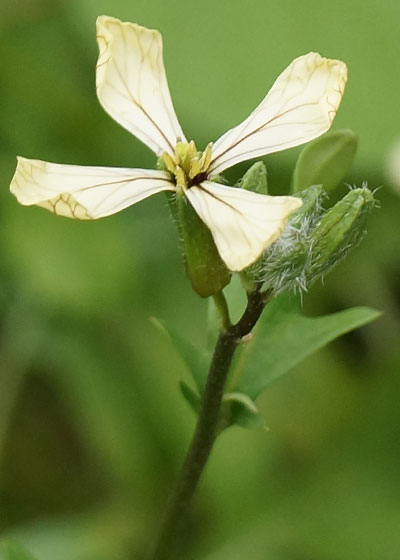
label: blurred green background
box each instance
[1,1,400,559]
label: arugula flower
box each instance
[10,16,347,272]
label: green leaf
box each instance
[179,380,201,414]
[232,295,380,399]
[1,541,37,560]
[180,382,267,429]
[151,317,211,392]
[221,392,267,430]
[292,129,358,193]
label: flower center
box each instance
[161,141,212,189]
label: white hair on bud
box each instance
[251,183,376,296]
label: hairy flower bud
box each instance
[257,184,375,294]
[309,185,375,278]
[252,184,323,293]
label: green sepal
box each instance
[237,161,268,194]
[167,190,231,297]
[254,184,323,292]
[292,129,358,193]
[156,155,167,171]
[310,186,375,277]
[287,184,324,227]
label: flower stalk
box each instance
[212,290,231,331]
[149,288,266,560]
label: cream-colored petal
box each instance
[10,157,174,219]
[96,16,186,156]
[185,181,302,271]
[209,53,347,175]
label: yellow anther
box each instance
[188,140,197,159]
[188,157,201,180]
[175,141,188,161]
[175,166,187,188]
[162,151,177,174]
[175,143,191,175]
[199,143,213,172]
[167,141,213,186]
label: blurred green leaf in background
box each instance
[1,540,38,560]
[1,1,400,559]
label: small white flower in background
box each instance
[10,16,347,272]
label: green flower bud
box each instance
[253,184,324,292]
[309,185,375,278]
[168,191,231,298]
[237,161,268,194]
[256,185,375,294]
[293,129,358,193]
[288,184,324,227]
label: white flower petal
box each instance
[10,157,174,219]
[209,53,347,175]
[185,181,302,271]
[96,16,186,156]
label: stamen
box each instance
[188,158,201,180]
[162,152,177,174]
[165,141,213,188]
[175,166,187,188]
[199,143,213,172]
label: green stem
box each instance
[212,290,231,331]
[148,289,266,560]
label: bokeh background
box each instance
[1,1,400,559]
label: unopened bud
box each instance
[288,184,324,228]
[254,184,324,293]
[293,129,358,193]
[256,184,375,294]
[237,161,268,194]
[310,185,375,278]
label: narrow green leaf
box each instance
[179,380,201,414]
[293,129,358,193]
[1,541,37,560]
[151,317,210,392]
[233,295,380,399]
[222,392,267,430]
